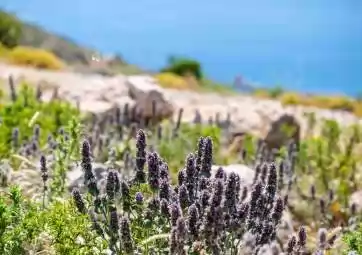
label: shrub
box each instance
[0,78,80,159]
[344,223,362,254]
[0,10,22,49]
[161,56,203,80]
[0,186,105,254]
[7,46,64,70]
[268,85,284,98]
[280,92,301,105]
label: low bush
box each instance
[268,85,284,98]
[280,92,301,105]
[161,56,203,80]
[0,186,105,254]
[0,76,80,159]
[344,223,362,254]
[7,46,64,70]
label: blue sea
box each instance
[1,0,362,96]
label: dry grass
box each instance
[253,88,275,99]
[154,72,237,96]
[2,46,64,70]
[253,88,362,117]
[154,72,194,90]
[0,43,10,59]
[281,93,360,115]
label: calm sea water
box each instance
[1,0,362,95]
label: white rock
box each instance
[350,190,362,213]
[211,164,255,186]
[126,75,164,100]
[79,101,113,114]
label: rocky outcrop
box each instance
[350,189,362,213]
[126,75,174,125]
[127,75,164,99]
[263,114,301,151]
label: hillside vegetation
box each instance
[0,79,360,254]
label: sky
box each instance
[1,0,362,95]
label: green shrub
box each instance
[161,56,203,80]
[344,224,362,254]
[0,186,105,255]
[268,85,284,98]
[0,81,80,159]
[0,10,22,49]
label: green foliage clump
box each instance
[0,186,105,255]
[296,120,361,204]
[0,10,22,49]
[0,81,80,159]
[344,224,362,254]
[267,85,284,98]
[161,56,203,80]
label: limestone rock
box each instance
[349,189,362,213]
[0,160,12,187]
[264,114,301,151]
[78,100,114,114]
[126,75,174,125]
[126,75,164,100]
[224,131,248,156]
